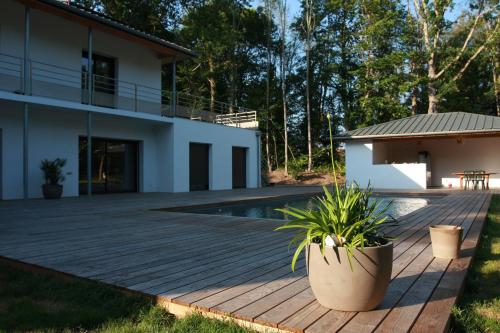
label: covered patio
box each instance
[338,112,500,190]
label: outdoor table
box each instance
[452,172,497,190]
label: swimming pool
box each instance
[184,194,431,220]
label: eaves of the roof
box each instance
[18,0,196,59]
[334,112,500,140]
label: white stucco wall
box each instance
[0,1,261,200]
[0,0,162,112]
[0,103,168,199]
[372,137,500,188]
[0,103,260,199]
[345,140,427,190]
[169,118,260,192]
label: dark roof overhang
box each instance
[17,0,196,61]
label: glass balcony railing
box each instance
[0,52,258,128]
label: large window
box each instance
[79,137,138,194]
[81,51,116,107]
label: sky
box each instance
[250,0,469,21]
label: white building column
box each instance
[86,27,93,196]
[23,5,30,199]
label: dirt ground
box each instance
[264,169,344,186]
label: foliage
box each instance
[451,194,500,332]
[0,261,257,333]
[40,158,66,185]
[276,184,392,270]
[275,113,394,271]
[72,0,500,171]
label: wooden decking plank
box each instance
[331,193,485,332]
[174,260,296,306]
[254,288,316,327]
[231,276,310,321]
[340,193,487,332]
[325,246,434,333]
[390,193,483,278]
[192,259,303,311]
[390,193,474,250]
[157,249,293,301]
[409,194,491,333]
[57,228,290,278]
[114,237,288,287]
[278,301,330,333]
[374,257,451,333]
[0,190,490,333]
[210,267,307,316]
[305,309,356,333]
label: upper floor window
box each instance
[82,51,116,107]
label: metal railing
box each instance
[0,52,258,128]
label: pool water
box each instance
[187,195,430,220]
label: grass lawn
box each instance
[452,194,500,332]
[0,261,255,333]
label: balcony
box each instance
[0,53,258,128]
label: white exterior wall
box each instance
[0,1,261,200]
[0,104,260,199]
[372,137,500,188]
[0,103,168,199]
[345,140,427,190]
[0,0,162,109]
[169,118,260,192]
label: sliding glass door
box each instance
[79,137,138,194]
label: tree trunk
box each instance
[493,54,500,117]
[273,134,278,169]
[427,80,438,114]
[427,55,438,114]
[208,58,216,113]
[265,0,272,173]
[306,46,312,172]
[411,88,418,116]
[283,93,288,175]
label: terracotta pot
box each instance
[42,184,63,199]
[306,242,393,311]
[429,225,463,259]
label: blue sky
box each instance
[251,0,469,21]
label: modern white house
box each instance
[337,112,500,190]
[0,0,261,200]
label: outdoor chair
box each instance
[474,170,486,190]
[464,170,476,190]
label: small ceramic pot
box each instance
[429,225,463,259]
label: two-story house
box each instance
[0,0,261,200]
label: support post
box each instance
[256,131,261,188]
[86,27,93,196]
[87,27,93,105]
[171,58,177,116]
[23,103,29,199]
[134,84,138,112]
[23,6,30,200]
[86,112,92,196]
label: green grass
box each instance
[0,262,255,333]
[451,194,500,332]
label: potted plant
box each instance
[40,158,66,199]
[275,114,395,312]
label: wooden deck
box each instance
[0,189,491,332]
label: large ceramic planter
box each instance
[306,242,393,311]
[429,225,463,259]
[42,184,63,199]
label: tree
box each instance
[276,0,289,175]
[411,0,499,113]
[263,0,275,173]
[303,0,316,171]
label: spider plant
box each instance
[275,114,395,271]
